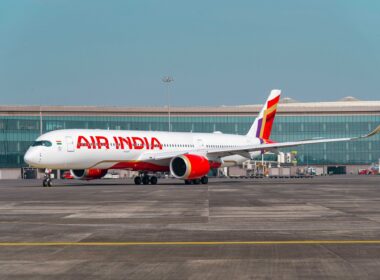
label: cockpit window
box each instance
[31,140,52,147]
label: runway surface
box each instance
[0,176,380,279]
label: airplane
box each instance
[24,89,380,187]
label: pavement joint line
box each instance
[1,241,380,246]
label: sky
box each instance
[0,0,379,106]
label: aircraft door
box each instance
[194,138,205,149]
[66,136,75,152]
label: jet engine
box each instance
[70,169,108,180]
[170,154,210,179]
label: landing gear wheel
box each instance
[201,176,208,184]
[134,176,142,185]
[192,179,201,185]
[43,169,53,187]
[184,180,192,185]
[150,176,158,185]
[142,175,150,185]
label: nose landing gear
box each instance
[42,169,53,187]
[42,178,52,187]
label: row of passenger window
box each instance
[206,144,239,149]
[162,144,194,148]
[105,143,195,148]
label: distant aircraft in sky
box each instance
[24,90,380,187]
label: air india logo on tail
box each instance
[77,136,162,150]
[256,94,280,140]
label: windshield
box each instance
[31,140,52,147]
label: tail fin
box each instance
[247,89,281,139]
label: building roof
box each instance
[340,96,360,102]
[279,97,299,103]
[1,100,380,116]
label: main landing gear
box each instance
[134,173,158,185]
[134,174,208,186]
[184,176,208,185]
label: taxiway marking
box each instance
[0,241,380,246]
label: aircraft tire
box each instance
[134,176,142,185]
[47,180,52,187]
[150,176,158,185]
[184,180,192,185]
[192,179,201,185]
[142,175,150,185]
[201,176,208,184]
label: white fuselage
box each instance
[24,129,262,171]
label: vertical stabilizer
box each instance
[247,89,281,139]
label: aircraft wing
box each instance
[207,124,380,158]
[139,125,380,161]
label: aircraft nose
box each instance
[24,149,40,166]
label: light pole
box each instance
[162,76,173,132]
[39,106,43,135]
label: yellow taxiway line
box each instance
[0,241,380,246]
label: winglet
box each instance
[362,124,380,138]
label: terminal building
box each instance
[0,97,379,178]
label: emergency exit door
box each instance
[195,138,205,149]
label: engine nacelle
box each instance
[170,154,210,180]
[70,169,108,180]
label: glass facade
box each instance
[0,113,379,168]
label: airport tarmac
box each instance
[0,176,380,279]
